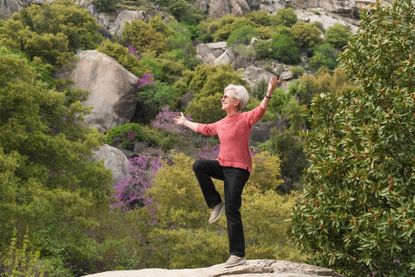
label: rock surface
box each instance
[69,50,138,132]
[83,259,345,277]
[93,144,129,183]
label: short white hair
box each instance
[224,84,249,110]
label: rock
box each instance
[238,65,276,88]
[110,10,147,36]
[93,144,129,183]
[83,259,345,277]
[295,8,359,32]
[196,42,228,64]
[214,49,235,65]
[0,0,21,18]
[69,50,138,132]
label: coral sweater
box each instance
[196,105,266,172]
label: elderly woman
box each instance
[173,76,282,267]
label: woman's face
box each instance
[221,90,240,112]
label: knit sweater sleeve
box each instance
[243,105,266,127]
[196,121,220,136]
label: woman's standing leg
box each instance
[223,167,250,258]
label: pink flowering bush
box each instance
[113,155,162,210]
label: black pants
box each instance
[193,159,250,257]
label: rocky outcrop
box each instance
[83,259,345,277]
[295,8,359,32]
[109,10,147,36]
[0,0,21,18]
[93,144,129,183]
[69,50,138,132]
[196,42,235,65]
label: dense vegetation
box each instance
[292,1,415,276]
[0,0,412,276]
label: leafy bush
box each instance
[198,15,254,42]
[290,65,305,78]
[122,20,167,55]
[105,123,142,150]
[269,34,301,64]
[97,39,147,77]
[271,7,297,27]
[185,93,225,123]
[290,22,323,49]
[325,23,352,50]
[227,25,259,46]
[309,43,339,71]
[292,1,415,275]
[247,10,272,26]
[0,1,102,68]
[93,0,117,13]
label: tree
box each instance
[271,8,297,27]
[270,34,301,64]
[122,20,167,55]
[325,23,352,50]
[0,1,102,69]
[0,46,112,275]
[309,43,339,71]
[291,1,415,275]
[290,22,323,50]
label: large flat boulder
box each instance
[83,259,345,277]
[69,50,138,132]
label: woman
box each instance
[173,76,282,267]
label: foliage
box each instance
[309,43,339,71]
[97,39,147,77]
[135,80,180,122]
[269,34,301,64]
[248,151,283,192]
[290,65,305,78]
[292,1,415,275]
[144,152,304,268]
[113,155,162,210]
[187,64,246,98]
[122,20,167,55]
[2,228,49,276]
[93,0,118,13]
[105,122,177,151]
[227,25,259,46]
[266,128,307,183]
[185,93,225,123]
[325,23,352,50]
[0,1,102,69]
[290,22,323,49]
[0,47,112,275]
[271,7,298,27]
[247,10,272,26]
[198,15,253,42]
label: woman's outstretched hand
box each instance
[173,112,186,125]
[267,76,283,96]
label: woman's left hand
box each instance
[267,76,283,96]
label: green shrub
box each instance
[185,93,225,123]
[93,0,117,13]
[227,25,259,46]
[290,22,323,49]
[0,1,102,68]
[270,7,298,27]
[97,39,147,77]
[309,43,339,71]
[122,20,167,55]
[290,65,305,78]
[247,10,272,26]
[325,23,352,49]
[270,34,301,64]
[292,1,415,275]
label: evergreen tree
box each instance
[292,1,415,275]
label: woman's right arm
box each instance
[174,112,199,132]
